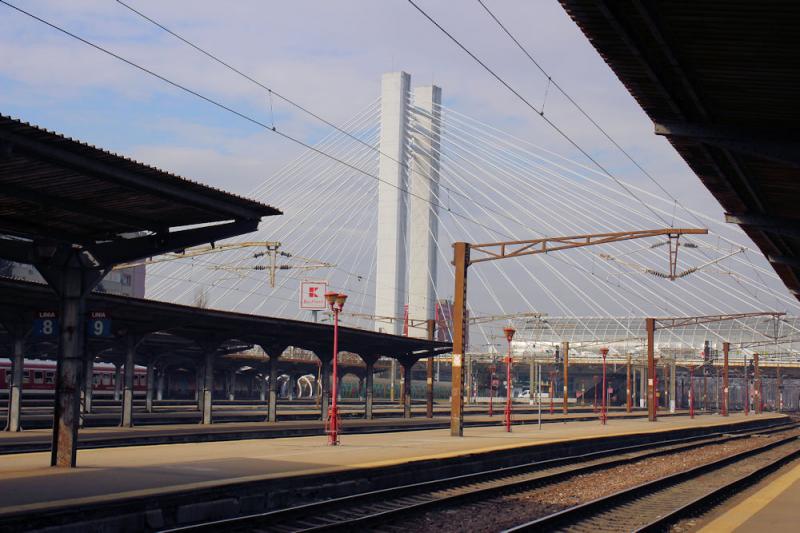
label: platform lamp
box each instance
[503,326,516,432]
[325,291,347,445]
[600,347,609,425]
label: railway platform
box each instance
[698,454,800,532]
[0,412,787,531]
[0,408,691,454]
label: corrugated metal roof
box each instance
[0,114,281,242]
[559,0,800,300]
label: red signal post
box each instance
[600,347,608,425]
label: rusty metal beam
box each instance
[469,228,707,265]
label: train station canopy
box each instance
[0,277,452,362]
[559,1,800,300]
[0,114,280,243]
[465,315,800,368]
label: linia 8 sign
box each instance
[300,280,328,310]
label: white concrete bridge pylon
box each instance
[375,72,410,335]
[407,85,442,338]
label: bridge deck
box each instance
[0,412,785,520]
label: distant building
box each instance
[0,260,145,298]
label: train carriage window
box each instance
[34,371,44,384]
[93,373,100,386]
[102,373,111,386]
[45,371,55,385]
[22,370,30,384]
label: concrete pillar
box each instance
[320,358,331,421]
[41,261,102,468]
[121,336,136,428]
[195,369,203,410]
[374,71,411,336]
[156,369,164,401]
[82,352,93,416]
[113,363,122,402]
[5,337,24,432]
[403,361,413,419]
[365,359,375,420]
[201,351,214,425]
[408,85,441,341]
[226,370,236,401]
[145,362,155,413]
[268,359,278,423]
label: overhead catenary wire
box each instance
[0,0,513,241]
[406,0,671,227]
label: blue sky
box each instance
[0,0,707,203]
[6,1,791,324]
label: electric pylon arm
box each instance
[448,227,707,438]
[468,228,708,265]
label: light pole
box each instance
[325,291,347,445]
[503,326,515,432]
[600,347,608,425]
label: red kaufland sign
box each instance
[300,280,328,310]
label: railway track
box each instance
[161,421,797,533]
[506,429,800,532]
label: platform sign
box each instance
[32,311,58,337]
[300,280,328,310]
[87,311,112,337]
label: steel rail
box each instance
[505,429,800,532]
[160,421,796,532]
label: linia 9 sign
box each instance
[87,311,112,337]
[300,280,328,310]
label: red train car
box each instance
[0,358,147,395]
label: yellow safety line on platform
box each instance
[697,461,800,532]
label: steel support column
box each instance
[722,342,729,416]
[450,242,468,436]
[5,336,24,432]
[646,318,656,421]
[562,341,569,414]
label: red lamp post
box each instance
[600,347,608,425]
[325,291,347,445]
[689,365,695,419]
[503,326,515,432]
